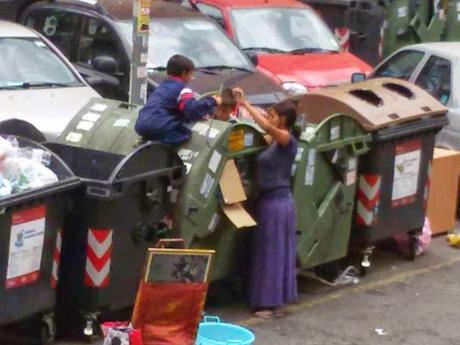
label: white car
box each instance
[0,20,100,140]
[371,42,460,150]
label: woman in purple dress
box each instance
[235,89,299,318]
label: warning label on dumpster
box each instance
[6,206,46,289]
[391,139,421,208]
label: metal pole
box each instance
[129,0,151,105]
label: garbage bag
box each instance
[101,322,143,345]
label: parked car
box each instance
[368,42,459,150]
[20,0,287,106]
[188,0,372,94]
[0,20,100,140]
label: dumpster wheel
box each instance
[40,315,56,345]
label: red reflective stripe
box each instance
[178,92,194,111]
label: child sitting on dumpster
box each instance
[135,54,222,145]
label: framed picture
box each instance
[144,248,215,283]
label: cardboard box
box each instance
[426,148,460,235]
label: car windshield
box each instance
[116,19,253,71]
[231,7,339,53]
[0,37,81,89]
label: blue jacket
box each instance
[135,78,217,143]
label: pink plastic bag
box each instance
[393,217,432,256]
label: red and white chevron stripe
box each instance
[424,161,432,209]
[50,230,62,288]
[356,174,382,226]
[84,229,113,288]
[335,27,350,51]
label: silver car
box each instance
[372,42,460,150]
[0,20,100,140]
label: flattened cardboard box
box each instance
[219,159,256,228]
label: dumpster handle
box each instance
[203,316,220,323]
[351,140,369,155]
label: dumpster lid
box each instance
[296,78,448,131]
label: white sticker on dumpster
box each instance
[82,111,101,122]
[77,120,94,131]
[391,139,421,207]
[295,148,304,162]
[208,151,222,174]
[457,2,460,12]
[184,162,192,174]
[208,213,221,232]
[90,103,108,112]
[200,174,214,198]
[307,149,316,166]
[65,132,82,143]
[244,133,254,147]
[397,6,408,17]
[6,206,46,289]
[330,126,340,141]
[305,166,315,185]
[113,119,130,127]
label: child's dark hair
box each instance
[220,88,237,109]
[167,55,195,76]
[273,100,301,139]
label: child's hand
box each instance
[233,88,246,103]
[213,95,222,105]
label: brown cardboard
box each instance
[219,159,247,204]
[295,77,448,131]
[427,148,460,235]
[221,203,257,228]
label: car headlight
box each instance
[282,82,308,95]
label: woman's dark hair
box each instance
[167,54,195,76]
[220,88,237,109]
[273,100,301,139]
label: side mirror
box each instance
[93,56,117,75]
[351,72,367,83]
[246,52,259,66]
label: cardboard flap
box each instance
[219,159,247,204]
[221,203,257,229]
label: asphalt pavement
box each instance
[2,235,459,345]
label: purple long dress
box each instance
[249,135,298,309]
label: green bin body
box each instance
[292,114,371,269]
[57,99,266,283]
[443,0,460,41]
[47,101,184,336]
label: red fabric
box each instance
[132,282,208,345]
[178,92,194,111]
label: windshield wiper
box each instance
[199,65,252,72]
[289,47,339,54]
[0,82,74,89]
[242,47,288,53]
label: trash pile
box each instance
[0,136,58,197]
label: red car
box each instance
[190,0,372,94]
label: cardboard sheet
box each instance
[221,203,256,229]
[219,159,246,204]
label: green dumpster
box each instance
[409,0,445,42]
[290,111,371,269]
[382,0,446,58]
[443,0,460,41]
[297,77,448,272]
[58,99,267,282]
